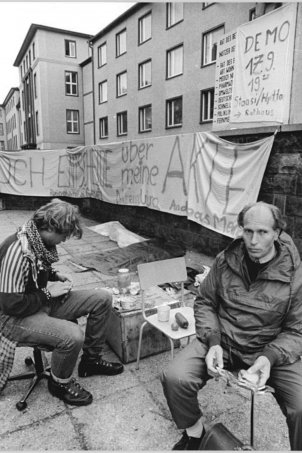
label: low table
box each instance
[106,285,184,364]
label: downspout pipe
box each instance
[89,40,96,145]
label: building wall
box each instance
[18,28,91,149]
[91,2,257,144]
[0,107,6,150]
[3,89,21,150]
[90,2,302,145]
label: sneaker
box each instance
[173,430,205,450]
[48,376,93,406]
[78,355,124,377]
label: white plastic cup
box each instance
[157,305,171,322]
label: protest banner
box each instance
[230,3,297,125]
[0,132,275,237]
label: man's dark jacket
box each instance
[194,231,302,367]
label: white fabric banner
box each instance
[186,132,275,236]
[0,132,275,237]
[230,3,297,124]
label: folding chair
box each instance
[136,256,196,369]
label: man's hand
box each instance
[47,281,72,298]
[239,356,271,388]
[205,345,224,375]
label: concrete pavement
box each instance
[0,209,290,450]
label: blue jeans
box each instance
[10,289,112,380]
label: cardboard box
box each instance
[106,286,181,363]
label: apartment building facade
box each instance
[1,88,21,150]
[0,106,6,150]
[13,24,92,149]
[88,2,301,145]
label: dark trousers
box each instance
[160,338,302,450]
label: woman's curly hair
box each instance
[32,198,83,239]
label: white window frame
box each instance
[202,25,224,66]
[99,80,108,104]
[116,29,126,57]
[65,71,78,96]
[99,117,108,138]
[98,42,107,67]
[139,105,152,132]
[139,60,152,89]
[200,88,214,122]
[167,3,184,28]
[166,96,182,128]
[117,71,127,97]
[66,110,79,134]
[139,12,151,44]
[65,39,76,58]
[167,44,183,79]
[117,111,127,136]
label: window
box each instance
[116,29,126,57]
[200,88,214,122]
[99,117,108,138]
[0,124,3,135]
[202,26,224,66]
[65,71,78,96]
[0,141,4,151]
[98,43,107,67]
[32,42,35,60]
[29,50,31,66]
[167,3,183,28]
[98,80,107,103]
[249,7,256,20]
[166,96,182,128]
[34,73,37,98]
[35,111,39,136]
[117,71,127,97]
[139,12,151,44]
[66,110,79,134]
[65,39,76,58]
[117,111,127,136]
[139,105,152,132]
[167,45,183,79]
[139,60,152,89]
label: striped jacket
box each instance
[0,232,52,391]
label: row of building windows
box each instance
[97,25,225,105]
[98,89,214,139]
[98,15,225,71]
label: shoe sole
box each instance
[78,368,124,378]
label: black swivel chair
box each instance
[7,345,52,411]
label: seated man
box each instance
[0,198,123,406]
[161,202,302,451]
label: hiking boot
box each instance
[78,355,124,377]
[173,430,205,450]
[48,376,93,406]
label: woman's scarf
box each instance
[17,219,59,286]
